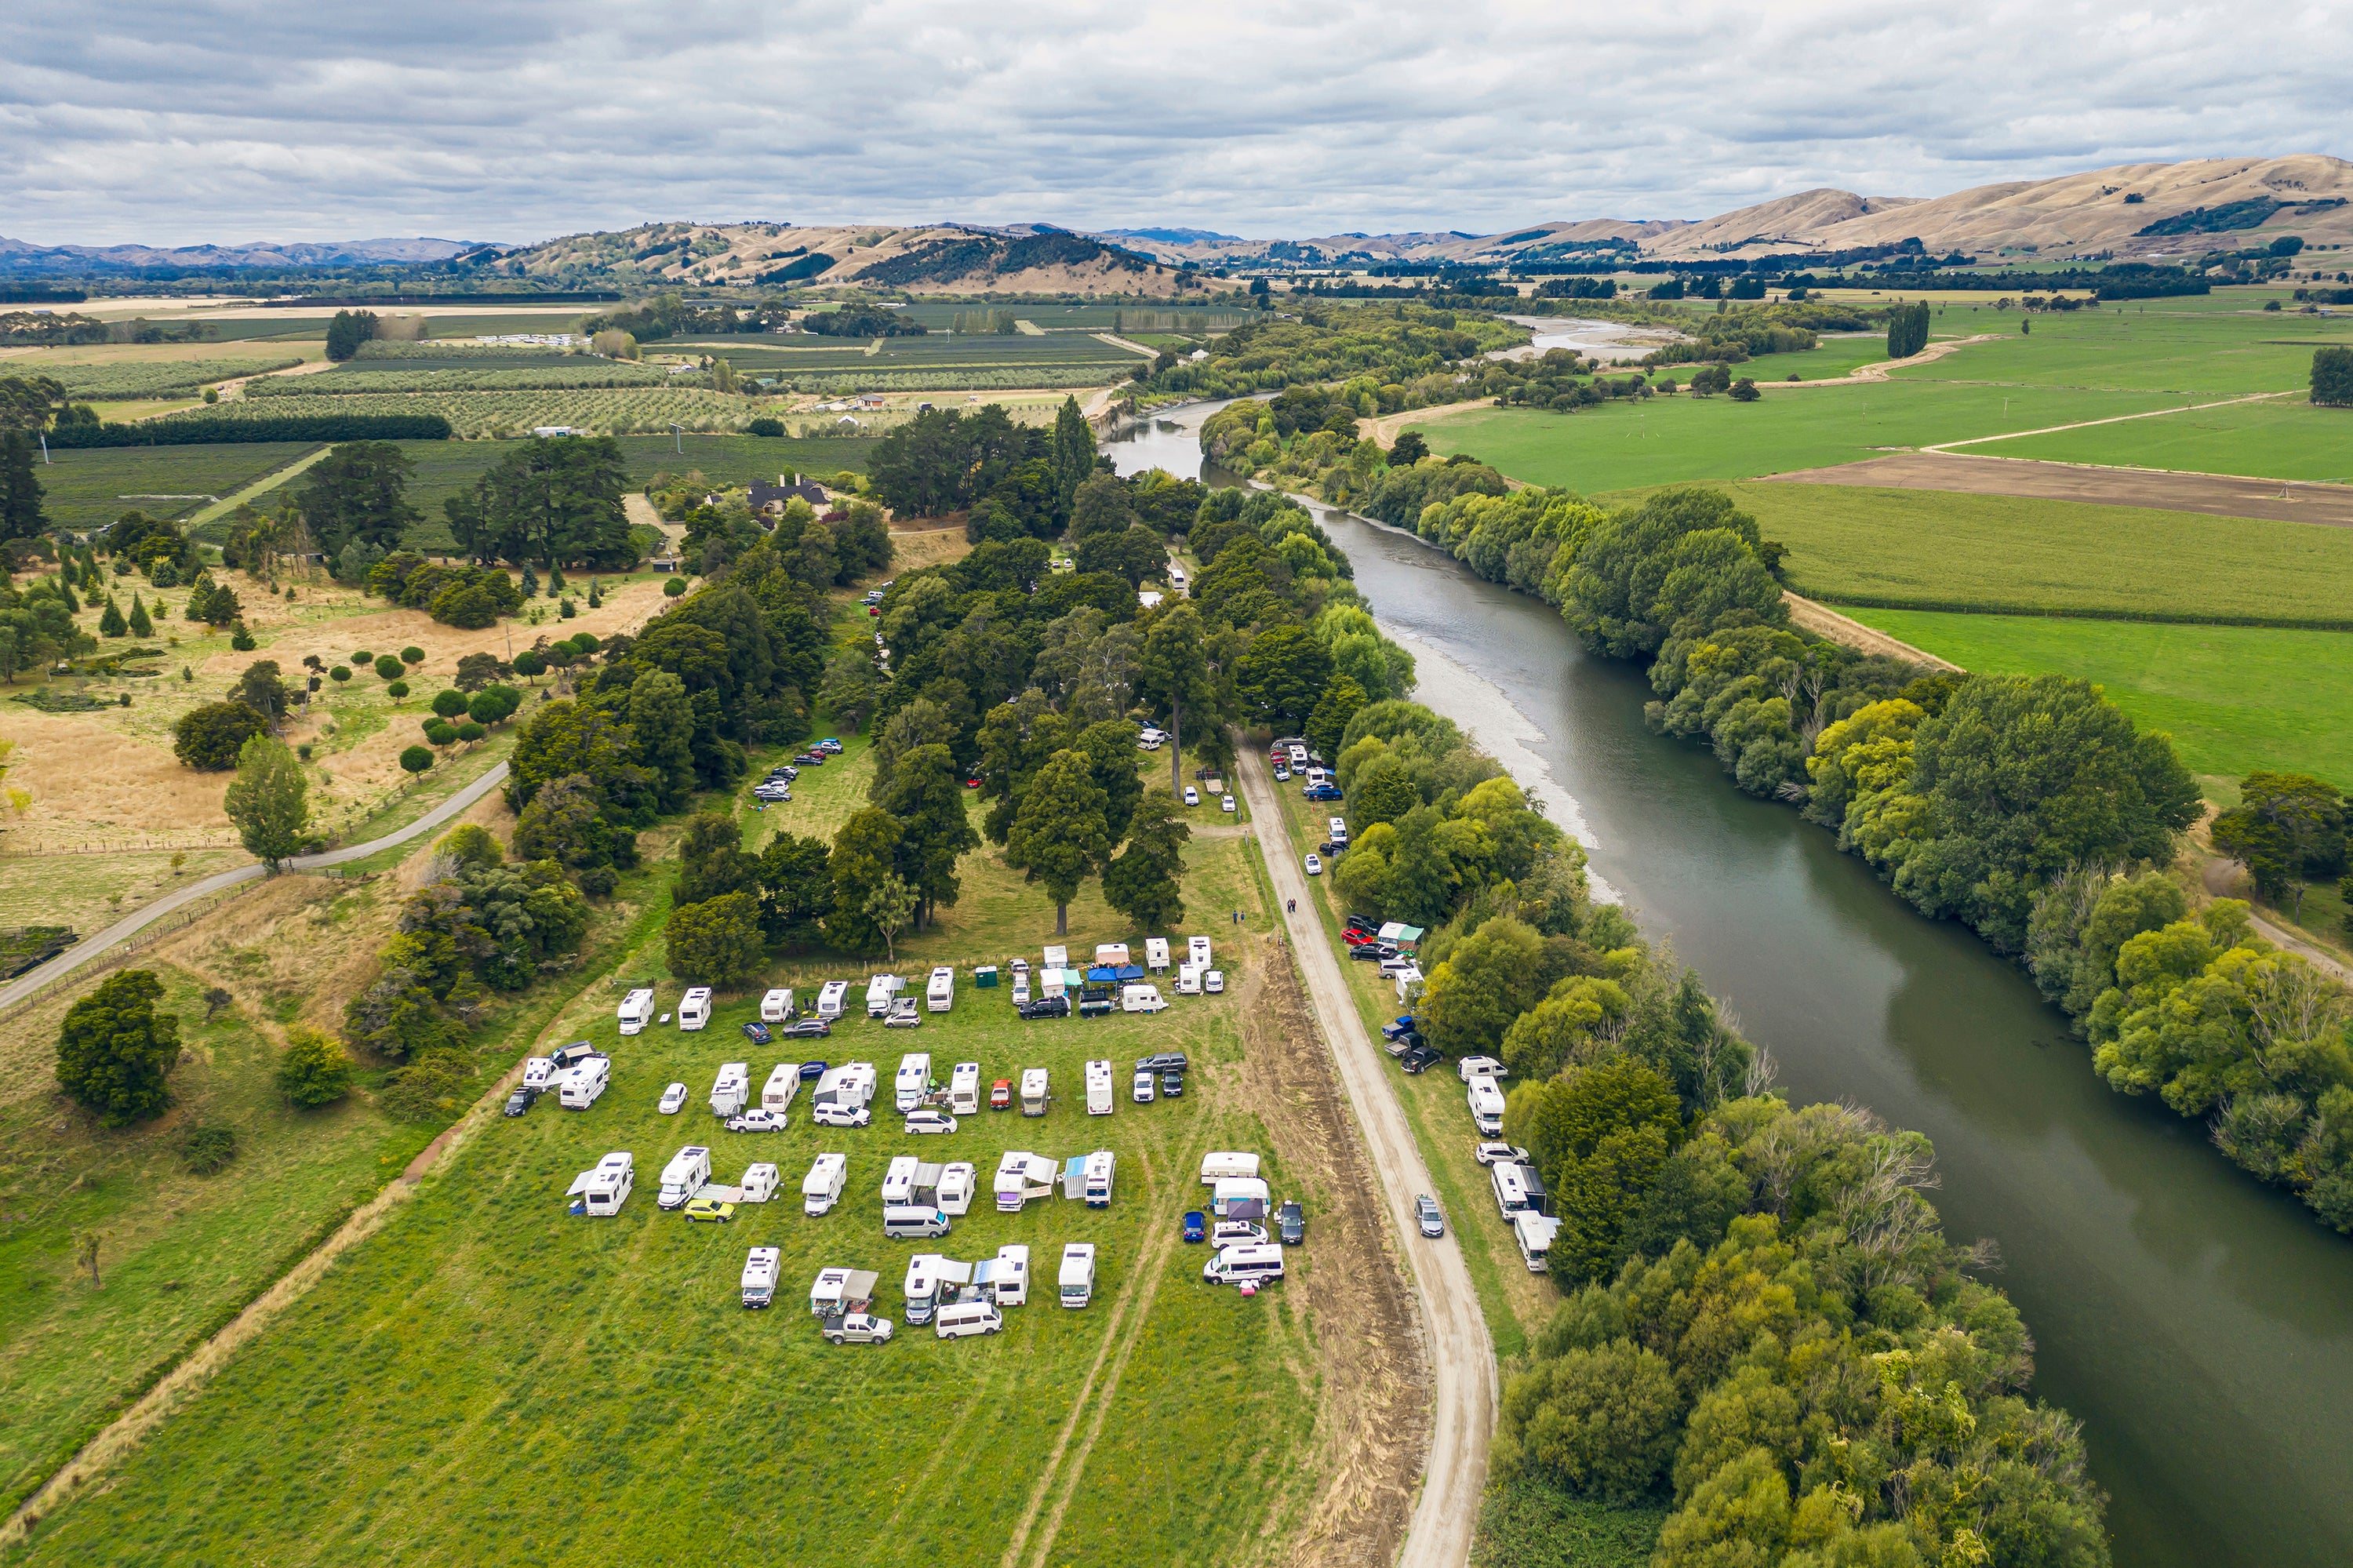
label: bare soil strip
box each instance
[1782,591,1959,670]
[1760,332,2003,387]
[1758,449,2353,529]
[1925,389,2295,450]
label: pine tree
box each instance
[0,430,44,542]
[126,592,153,638]
[547,566,566,594]
[587,577,602,609]
[520,563,540,598]
[97,597,127,638]
[56,573,78,614]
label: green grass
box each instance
[1886,304,2352,396]
[27,442,320,531]
[1839,609,2353,790]
[1707,482,2353,628]
[1988,395,2353,482]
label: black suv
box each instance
[1019,995,1071,1020]
[1398,1044,1443,1074]
[1278,1200,1305,1246]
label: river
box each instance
[1104,405,2353,1567]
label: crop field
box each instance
[1838,608,2353,790]
[691,335,1141,373]
[1989,395,2353,482]
[154,387,764,438]
[27,441,321,530]
[1704,482,2353,627]
[1884,307,2352,397]
[176,317,339,342]
[35,357,304,398]
[254,360,673,393]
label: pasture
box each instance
[26,442,322,531]
[1990,395,2353,482]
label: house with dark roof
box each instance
[747,475,831,517]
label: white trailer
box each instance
[616,988,656,1035]
[1093,942,1130,966]
[1176,963,1204,995]
[813,1061,878,1111]
[816,979,851,1020]
[1083,1149,1115,1207]
[1084,1058,1115,1115]
[657,1146,712,1210]
[761,987,796,1023]
[881,1154,919,1207]
[758,1063,800,1118]
[1513,1212,1563,1272]
[711,1062,751,1119]
[926,966,955,1013]
[1467,1075,1507,1137]
[1200,1151,1261,1184]
[1458,1055,1507,1082]
[523,1057,556,1093]
[937,1161,976,1216]
[1120,983,1167,1014]
[739,1162,780,1203]
[741,1246,782,1308]
[678,986,713,1031]
[866,973,906,1017]
[810,1266,879,1316]
[1042,944,1069,972]
[995,1151,1057,1211]
[947,1061,981,1116]
[1187,936,1212,968]
[1020,1067,1049,1117]
[1212,1175,1270,1217]
[802,1152,848,1215]
[1058,1242,1096,1308]
[566,1151,634,1216]
[894,1052,933,1112]
[558,1055,609,1109]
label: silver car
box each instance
[1414,1194,1446,1239]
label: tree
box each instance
[224,734,309,870]
[827,807,904,952]
[298,441,418,555]
[1305,674,1366,761]
[2315,346,2353,407]
[449,436,634,569]
[1075,522,1166,588]
[399,745,435,774]
[817,648,882,732]
[1053,395,1095,513]
[1005,749,1112,936]
[0,429,48,542]
[2211,771,2346,917]
[173,700,268,771]
[1235,624,1333,731]
[1103,786,1189,930]
[878,742,979,928]
[864,872,920,962]
[1515,1057,1682,1280]
[275,1023,351,1107]
[756,832,834,944]
[56,969,181,1125]
[323,309,378,361]
[1418,915,1551,1058]
[1138,603,1216,799]
[126,592,153,638]
[628,668,697,810]
[1387,430,1429,467]
[1886,300,1931,359]
[97,597,127,638]
[665,890,765,987]
[1496,1337,1682,1504]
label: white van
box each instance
[738,1162,780,1203]
[948,1061,981,1115]
[741,1246,781,1308]
[866,973,905,1017]
[616,988,656,1035]
[1200,1151,1261,1184]
[657,1145,711,1210]
[1083,1149,1115,1207]
[1121,983,1168,1014]
[883,1205,951,1240]
[711,1061,751,1119]
[1144,937,1171,972]
[881,1154,919,1206]
[926,966,955,1013]
[678,987,713,1031]
[1467,1076,1507,1137]
[894,1053,933,1112]
[816,980,851,1020]
[761,987,796,1024]
[802,1152,848,1215]
[1187,936,1212,968]
[1020,1067,1049,1117]
[1085,1058,1115,1115]
[985,1243,1030,1306]
[1058,1242,1096,1308]
[1212,1175,1270,1217]
[937,1161,976,1215]
[762,1063,802,1117]
[1459,1056,1507,1082]
[559,1055,609,1109]
[1202,1242,1286,1287]
[935,1301,1003,1339]
[566,1151,634,1216]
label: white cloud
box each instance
[0,1,2344,245]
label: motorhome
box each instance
[882,1205,951,1239]
[809,1266,879,1316]
[976,1243,1030,1306]
[809,1062,877,1124]
[948,1061,981,1115]
[1058,1242,1096,1308]
[1084,1059,1115,1115]
[1144,937,1170,972]
[926,966,955,1013]
[866,973,906,1017]
[1202,1242,1286,1287]
[1121,983,1168,1014]
[1467,1075,1507,1137]
[1200,1151,1261,1184]
[522,1056,556,1093]
[710,1062,751,1119]
[761,1063,802,1117]
[738,1162,780,1204]
[937,1161,976,1215]
[657,1146,712,1210]
[1458,1056,1507,1082]
[994,1151,1056,1210]
[1212,1175,1271,1217]
[802,1152,849,1215]
[902,1253,976,1326]
[1020,1067,1049,1116]
[741,1246,782,1308]
[1083,1149,1116,1207]
[934,1301,1002,1339]
[760,987,796,1023]
[1187,936,1212,968]
[616,988,656,1035]
[1513,1212,1563,1272]
[558,1055,609,1109]
[678,987,713,1031]
[816,980,851,1020]
[1492,1161,1536,1219]
[881,1154,919,1206]
[894,1052,933,1112]
[566,1151,634,1216]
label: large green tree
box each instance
[1235,623,1333,732]
[447,435,633,569]
[1137,602,1217,799]
[664,890,765,986]
[878,742,980,929]
[173,700,269,772]
[223,734,309,870]
[1005,748,1112,936]
[2210,771,2346,915]
[56,970,182,1125]
[298,441,419,557]
[1103,786,1189,930]
[0,429,46,542]
[826,807,904,952]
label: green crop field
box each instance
[158,387,763,438]
[28,442,322,529]
[1842,608,2353,790]
[1703,482,2353,627]
[1886,304,2353,396]
[1989,395,2353,482]
[39,358,304,399]
[259,360,673,393]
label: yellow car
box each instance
[683,1197,736,1224]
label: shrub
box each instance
[229,622,256,651]
[747,417,784,436]
[400,645,425,664]
[424,719,459,745]
[456,721,486,743]
[431,688,471,719]
[178,1123,239,1175]
[275,1024,352,1107]
[664,577,686,597]
[373,655,404,679]
[56,970,181,1125]
[558,598,577,619]
[399,744,435,773]
[173,700,268,770]
[329,665,351,683]
[351,649,373,664]
[386,680,409,699]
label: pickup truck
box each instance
[820,1311,896,1344]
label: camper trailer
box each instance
[566,1152,634,1216]
[710,1062,751,1119]
[1020,1068,1049,1117]
[1083,1149,1116,1207]
[802,1152,849,1215]
[1176,963,1204,995]
[558,1055,609,1109]
[816,980,851,1020]
[926,966,955,1013]
[881,1155,920,1207]
[1187,936,1212,968]
[762,1063,802,1118]
[809,1266,879,1316]
[678,987,713,1031]
[657,1146,712,1210]
[1121,984,1168,1014]
[1058,1243,1096,1308]
[1144,937,1170,973]
[761,988,796,1024]
[937,1162,976,1216]
[1513,1212,1563,1272]
[1212,1175,1271,1217]
[1200,1151,1262,1184]
[741,1246,782,1308]
[894,1053,933,1112]
[1093,943,1130,967]
[948,1061,981,1115]
[1042,944,1069,972]
[994,1151,1057,1211]
[1085,1058,1115,1115]
[616,988,656,1035]
[866,973,906,1017]
[737,1162,780,1204]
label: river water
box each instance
[1104,406,2353,1567]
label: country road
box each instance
[0,762,511,1013]
[1235,747,1496,1568]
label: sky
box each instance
[2,1,2347,248]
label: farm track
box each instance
[1782,592,1960,671]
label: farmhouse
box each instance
[748,475,830,516]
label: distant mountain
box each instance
[0,235,481,275]
[1097,227,1243,245]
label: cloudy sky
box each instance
[2,1,2345,247]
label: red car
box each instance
[965,774,984,790]
[1343,929,1374,946]
[990,1079,1013,1110]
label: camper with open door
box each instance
[710,1062,751,1119]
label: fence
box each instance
[1,832,244,857]
[0,881,266,1021]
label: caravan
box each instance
[1084,1058,1115,1115]
[761,988,796,1023]
[1212,1175,1270,1217]
[1144,937,1170,973]
[894,1053,933,1112]
[678,987,713,1031]
[1083,1149,1116,1207]
[566,1152,634,1216]
[816,980,851,1020]
[866,973,906,1017]
[738,1162,780,1204]
[710,1062,751,1119]
[802,1152,849,1215]
[657,1146,712,1210]
[926,966,955,1013]
[558,1055,609,1109]
[616,988,656,1035]
[1020,1068,1049,1117]
[1187,936,1212,969]
[937,1161,976,1215]
[881,1155,919,1207]
[948,1061,981,1115]
[761,1064,802,1118]
[1200,1151,1261,1184]
[1121,984,1168,1014]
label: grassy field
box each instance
[27,442,321,531]
[1885,304,2353,397]
[1990,395,2353,482]
[1707,482,2353,627]
[391,433,877,529]
[1840,608,2353,791]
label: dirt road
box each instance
[1236,747,1497,1568]
[1782,591,1959,670]
[1758,449,2353,529]
[1760,332,2001,387]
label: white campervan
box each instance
[1492,1162,1535,1218]
[711,1062,751,1119]
[937,1161,976,1215]
[1187,936,1212,968]
[1084,1058,1115,1115]
[816,979,850,1020]
[1513,1211,1563,1272]
[985,1243,1029,1306]
[894,1053,933,1112]
[761,987,796,1023]
[926,966,955,1013]
[1020,1067,1049,1117]
[1467,1075,1507,1137]
[881,1154,919,1207]
[738,1162,780,1203]
[948,1061,981,1115]
[1058,1242,1096,1308]
[616,988,656,1035]
[1083,1149,1115,1207]
[866,973,905,1017]
[1200,1151,1261,1184]
[935,1301,1002,1339]
[558,1055,609,1109]
[761,1063,801,1118]
[657,1145,711,1210]
[995,1151,1056,1211]
[566,1151,634,1216]
[678,987,712,1031]
[741,1246,781,1308]
[802,1152,848,1215]
[1202,1242,1286,1287]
